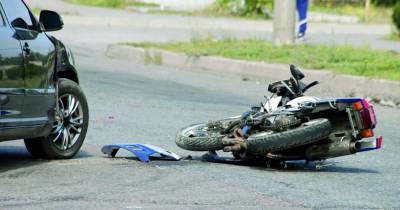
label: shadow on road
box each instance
[0,146,40,173]
[0,146,93,173]
[184,155,380,174]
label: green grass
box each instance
[65,0,269,19]
[31,7,79,16]
[309,4,392,23]
[65,0,158,8]
[125,38,400,81]
[147,9,268,20]
[385,32,400,41]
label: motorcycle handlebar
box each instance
[303,81,319,93]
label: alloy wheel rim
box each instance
[51,94,84,151]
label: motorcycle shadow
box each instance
[197,151,380,174]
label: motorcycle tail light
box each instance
[362,109,376,129]
[353,101,363,110]
[360,129,374,138]
[356,99,377,129]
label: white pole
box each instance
[273,0,296,46]
[365,0,371,22]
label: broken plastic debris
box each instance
[101,143,181,162]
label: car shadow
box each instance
[0,146,43,173]
[0,145,92,173]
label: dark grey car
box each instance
[0,0,89,159]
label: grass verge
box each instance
[31,7,79,16]
[309,4,392,23]
[125,38,400,81]
[64,0,158,9]
[385,33,400,41]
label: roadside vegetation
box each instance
[210,0,398,23]
[208,0,273,19]
[64,0,159,8]
[310,3,392,23]
[393,2,400,38]
[126,38,400,81]
[64,0,396,24]
[31,7,79,16]
[385,32,400,40]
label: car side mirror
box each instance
[290,64,305,80]
[39,10,63,32]
[11,18,28,29]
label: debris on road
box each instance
[102,144,181,162]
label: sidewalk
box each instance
[28,0,399,53]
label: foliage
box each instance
[212,0,273,18]
[65,0,158,8]
[315,0,399,7]
[127,38,400,80]
[394,2,400,32]
[372,0,400,7]
[310,2,392,23]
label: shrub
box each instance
[372,0,399,7]
[213,0,273,18]
[394,2,400,32]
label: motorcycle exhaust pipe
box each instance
[305,138,358,161]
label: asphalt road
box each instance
[1,45,400,209]
[0,1,400,209]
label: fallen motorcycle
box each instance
[176,65,382,166]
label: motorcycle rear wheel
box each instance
[246,118,331,155]
[176,118,331,154]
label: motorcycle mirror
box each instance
[290,64,305,80]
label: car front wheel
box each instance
[24,78,89,159]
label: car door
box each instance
[1,0,56,128]
[0,2,25,132]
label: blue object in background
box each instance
[102,143,181,162]
[296,0,308,35]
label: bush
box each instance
[67,0,128,8]
[394,2,400,31]
[213,0,273,17]
[372,0,400,7]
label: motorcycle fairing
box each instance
[286,96,319,109]
[264,96,282,113]
[102,143,181,162]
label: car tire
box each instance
[24,78,89,159]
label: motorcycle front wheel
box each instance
[175,117,240,151]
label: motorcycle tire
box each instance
[175,117,240,151]
[246,118,331,155]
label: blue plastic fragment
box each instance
[241,126,250,135]
[101,143,181,162]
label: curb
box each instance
[106,44,400,108]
